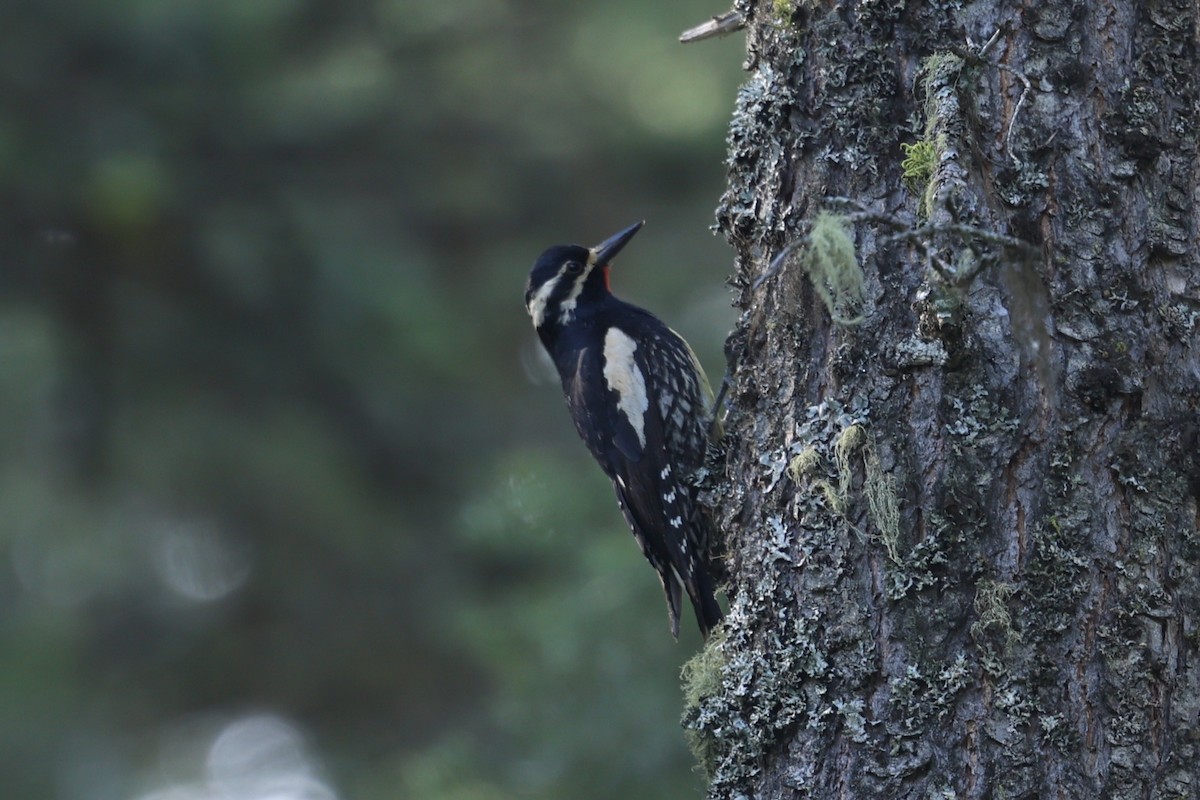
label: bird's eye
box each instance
[564,261,584,276]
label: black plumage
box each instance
[524,222,723,638]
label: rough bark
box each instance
[685,1,1200,798]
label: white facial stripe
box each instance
[557,263,597,324]
[603,328,649,448]
[527,274,561,328]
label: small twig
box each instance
[752,235,809,291]
[997,63,1031,165]
[751,204,909,292]
[827,197,1034,255]
[827,197,1037,286]
[750,197,1037,333]
[825,196,880,216]
[713,372,732,418]
[951,27,1031,166]
[679,10,746,43]
[954,25,1006,65]
[976,27,1004,59]
[882,222,1035,254]
[927,251,960,281]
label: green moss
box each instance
[919,51,965,97]
[900,136,946,219]
[828,424,900,561]
[680,627,728,776]
[971,579,1017,645]
[864,447,900,563]
[788,446,821,483]
[910,51,965,222]
[900,139,936,194]
[804,212,865,325]
[834,423,867,504]
[682,627,727,708]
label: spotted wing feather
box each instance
[628,324,723,637]
[573,316,722,638]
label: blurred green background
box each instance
[0,2,743,798]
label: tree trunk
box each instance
[685,1,1200,797]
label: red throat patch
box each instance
[603,265,611,290]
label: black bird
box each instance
[524,221,724,638]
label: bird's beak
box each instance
[590,221,645,266]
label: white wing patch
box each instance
[603,327,649,448]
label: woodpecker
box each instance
[524,221,724,638]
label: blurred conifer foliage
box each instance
[0,1,740,798]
